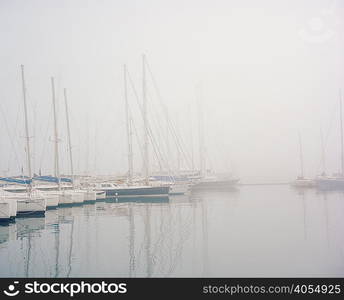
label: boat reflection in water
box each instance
[0,186,343,277]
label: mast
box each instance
[142,54,149,185]
[124,65,133,185]
[51,77,61,190]
[340,90,344,176]
[320,127,326,175]
[20,65,32,189]
[298,131,304,178]
[176,115,181,172]
[64,88,74,188]
[197,85,205,177]
[189,101,195,171]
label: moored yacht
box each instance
[0,201,11,222]
[192,174,239,191]
[94,182,170,198]
[315,174,344,190]
[291,176,315,188]
[150,176,189,195]
[290,132,315,189]
[4,190,46,217]
[315,92,344,190]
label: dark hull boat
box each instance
[316,94,344,191]
[96,184,170,198]
[315,176,344,190]
[107,196,169,203]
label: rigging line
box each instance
[145,59,193,169]
[147,63,188,161]
[146,92,179,178]
[126,70,164,170]
[315,100,338,174]
[0,102,21,172]
[146,92,170,166]
[38,106,54,173]
[130,117,143,168]
[126,69,167,172]
[12,98,23,161]
[126,67,172,171]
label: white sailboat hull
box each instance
[70,191,85,204]
[43,193,59,208]
[169,183,189,195]
[16,196,46,216]
[0,198,17,219]
[56,191,84,206]
[291,178,315,188]
[75,190,96,202]
[0,202,11,221]
[1,191,46,216]
[52,192,74,206]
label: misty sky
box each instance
[0,0,343,183]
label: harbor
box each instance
[0,0,344,283]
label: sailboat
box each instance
[63,88,97,203]
[291,132,315,188]
[0,65,47,215]
[96,60,169,198]
[0,199,12,222]
[316,91,344,190]
[139,59,190,195]
[191,86,239,191]
[41,77,84,206]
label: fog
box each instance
[0,0,343,183]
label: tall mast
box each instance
[298,131,304,178]
[124,65,133,185]
[320,127,326,175]
[189,101,195,171]
[64,88,74,188]
[176,116,181,172]
[340,90,344,176]
[20,65,33,188]
[51,77,61,190]
[142,54,149,185]
[197,85,205,177]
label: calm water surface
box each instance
[0,185,343,277]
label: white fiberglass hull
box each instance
[0,198,17,219]
[42,192,59,208]
[70,191,84,204]
[291,178,315,188]
[168,183,189,195]
[1,190,46,216]
[74,190,96,202]
[53,191,84,206]
[0,202,11,221]
[14,196,46,216]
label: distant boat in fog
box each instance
[191,85,239,191]
[316,91,344,190]
[291,132,315,188]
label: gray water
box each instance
[0,186,343,277]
